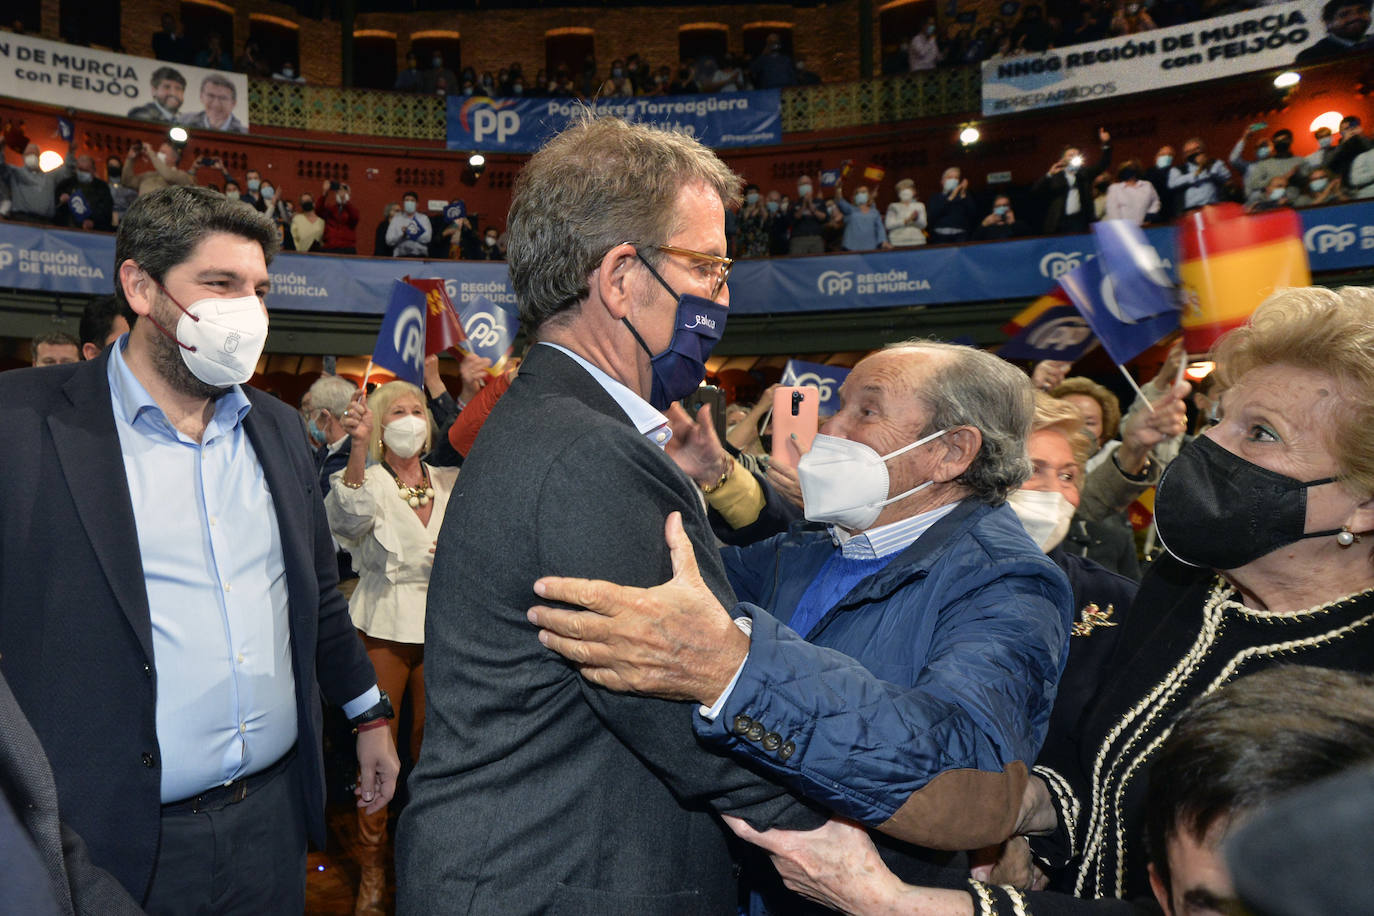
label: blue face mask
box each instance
[623,252,728,410]
[765,200,780,213]
[1156,154,1172,169]
[307,415,327,446]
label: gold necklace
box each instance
[382,461,434,508]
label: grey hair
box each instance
[114,186,279,318]
[505,114,741,333]
[306,375,357,419]
[887,339,1035,505]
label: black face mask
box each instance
[301,201,314,212]
[1155,436,1339,570]
[1119,167,1138,181]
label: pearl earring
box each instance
[1337,526,1359,547]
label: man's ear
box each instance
[1148,862,1174,916]
[118,261,156,318]
[593,243,641,321]
[933,426,981,483]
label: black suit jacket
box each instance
[1033,143,1113,234]
[0,351,376,904]
[0,668,145,916]
[397,345,821,915]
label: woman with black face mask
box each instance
[708,287,1374,916]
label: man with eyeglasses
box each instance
[396,115,827,914]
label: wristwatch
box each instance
[349,689,395,728]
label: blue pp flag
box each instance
[403,218,424,241]
[67,190,89,219]
[56,117,73,141]
[372,280,427,385]
[1059,257,1178,365]
[444,200,466,223]
[458,295,520,370]
[819,169,840,188]
[997,303,1098,362]
[780,359,850,414]
[1092,220,1179,321]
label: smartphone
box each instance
[771,386,820,470]
[681,385,727,443]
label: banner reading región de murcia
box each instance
[981,0,1353,116]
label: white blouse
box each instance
[325,462,458,644]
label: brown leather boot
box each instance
[354,805,389,916]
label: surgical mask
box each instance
[994,204,1009,216]
[282,67,294,78]
[1318,136,1333,149]
[1007,488,1076,552]
[1310,177,1329,192]
[943,177,959,193]
[23,154,39,169]
[403,200,417,214]
[1154,436,1339,570]
[307,413,327,447]
[262,185,275,200]
[798,183,812,197]
[746,191,760,205]
[485,234,497,245]
[157,151,169,165]
[76,170,92,183]
[854,191,869,205]
[248,178,261,191]
[898,188,915,202]
[432,57,443,68]
[797,428,948,531]
[622,253,728,410]
[1269,187,1286,201]
[766,200,779,213]
[383,415,428,459]
[612,67,624,78]
[150,283,269,388]
[1256,145,1271,160]
[1156,154,1173,169]
[513,83,523,94]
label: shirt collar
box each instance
[107,334,251,440]
[539,342,673,449]
[831,500,961,559]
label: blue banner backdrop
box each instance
[445,91,782,153]
[3,202,1372,315]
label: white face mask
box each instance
[1006,488,1076,552]
[797,428,948,531]
[23,153,39,169]
[898,188,915,202]
[383,414,428,458]
[173,294,269,387]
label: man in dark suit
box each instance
[396,116,827,914]
[1033,128,1112,234]
[0,186,399,914]
[0,668,143,916]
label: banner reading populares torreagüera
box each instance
[0,32,250,132]
[446,91,781,153]
[981,0,1346,116]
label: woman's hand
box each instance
[341,389,372,445]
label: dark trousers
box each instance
[145,753,307,916]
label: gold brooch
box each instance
[1072,603,1118,637]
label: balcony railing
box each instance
[246,67,982,142]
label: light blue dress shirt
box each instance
[539,342,673,449]
[108,339,371,802]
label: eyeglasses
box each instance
[650,244,734,300]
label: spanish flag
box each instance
[1002,287,1070,336]
[862,164,886,183]
[1177,203,1310,354]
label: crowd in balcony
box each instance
[722,118,1372,257]
[389,36,819,100]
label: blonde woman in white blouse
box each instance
[325,379,457,915]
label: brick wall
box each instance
[110,0,870,88]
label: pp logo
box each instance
[1303,223,1357,254]
[222,331,241,354]
[1039,251,1085,279]
[787,372,835,401]
[393,305,425,369]
[1027,316,1091,351]
[817,270,854,295]
[464,311,503,349]
[0,244,13,271]
[473,109,521,144]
